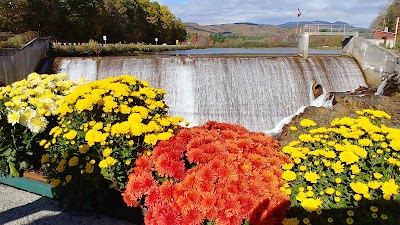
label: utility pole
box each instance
[394,17,399,48]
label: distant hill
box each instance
[185,21,370,39]
[185,22,296,38]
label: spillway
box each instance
[57,56,366,131]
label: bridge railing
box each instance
[302,24,359,34]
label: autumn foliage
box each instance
[123,121,291,225]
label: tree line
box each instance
[371,0,400,32]
[0,0,187,44]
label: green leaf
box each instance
[0,148,10,156]
[108,182,116,189]
[19,161,29,170]
[9,162,19,177]
[77,131,86,137]
[6,156,16,162]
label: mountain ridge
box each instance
[185,21,368,38]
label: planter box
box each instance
[0,171,53,198]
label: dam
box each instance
[57,55,366,131]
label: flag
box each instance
[297,8,302,17]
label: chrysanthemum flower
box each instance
[7,111,20,125]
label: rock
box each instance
[277,90,400,147]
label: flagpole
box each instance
[394,17,399,48]
[297,8,301,35]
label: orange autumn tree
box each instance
[123,121,291,225]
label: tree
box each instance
[0,0,187,43]
[0,0,26,32]
[371,0,400,32]
[210,33,226,43]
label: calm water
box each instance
[157,48,342,56]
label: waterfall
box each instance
[264,91,334,137]
[57,56,366,132]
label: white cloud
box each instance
[158,0,386,28]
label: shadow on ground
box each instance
[0,194,144,225]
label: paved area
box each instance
[0,184,136,225]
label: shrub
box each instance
[50,42,204,56]
[123,121,291,225]
[6,35,25,48]
[281,109,400,225]
[42,75,183,209]
[0,73,79,176]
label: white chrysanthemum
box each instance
[29,77,42,87]
[7,111,20,125]
[55,73,68,81]
[46,81,56,89]
[19,108,37,127]
[27,73,40,80]
[35,85,46,94]
[27,115,48,133]
[38,98,58,115]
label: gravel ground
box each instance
[0,184,136,225]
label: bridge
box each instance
[298,24,359,58]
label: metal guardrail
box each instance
[301,24,359,34]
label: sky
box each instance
[158,0,389,28]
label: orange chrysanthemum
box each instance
[123,121,291,225]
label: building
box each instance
[372,30,396,48]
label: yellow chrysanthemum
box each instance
[65,175,72,183]
[390,139,400,151]
[63,130,77,140]
[68,156,79,167]
[144,134,158,146]
[78,145,89,154]
[350,182,369,195]
[282,218,300,225]
[339,151,359,165]
[99,156,117,168]
[41,154,51,164]
[282,170,297,181]
[368,181,381,189]
[326,188,335,195]
[350,165,361,174]
[300,119,317,128]
[373,173,383,179]
[85,162,94,174]
[102,147,113,157]
[381,179,399,196]
[300,198,322,212]
[157,132,173,141]
[50,179,61,187]
[331,161,344,174]
[304,172,320,183]
[358,138,373,147]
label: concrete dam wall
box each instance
[343,37,400,87]
[0,39,49,85]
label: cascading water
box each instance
[57,56,366,131]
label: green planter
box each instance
[0,171,53,198]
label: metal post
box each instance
[394,17,399,48]
[344,25,346,38]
